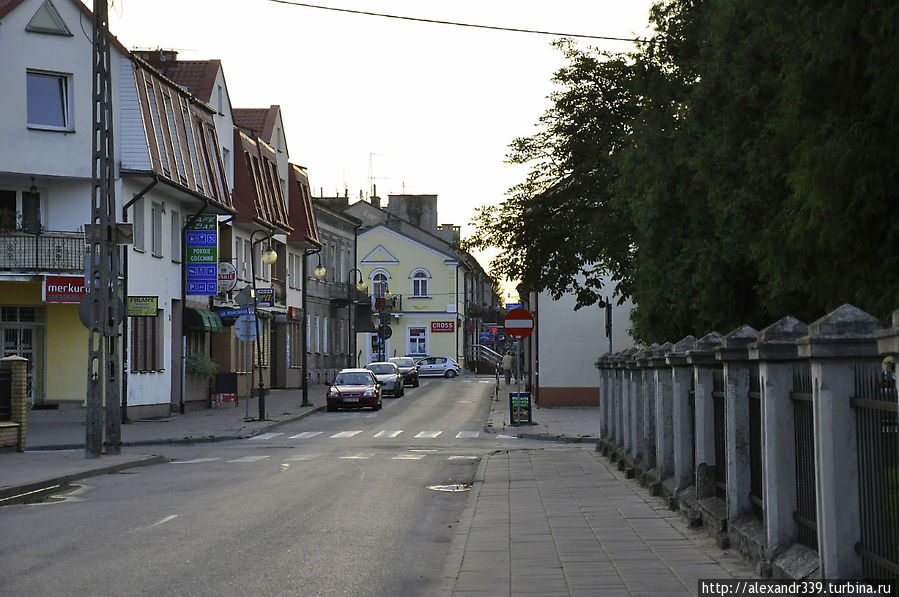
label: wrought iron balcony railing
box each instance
[0,231,87,273]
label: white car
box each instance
[415,356,462,378]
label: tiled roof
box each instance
[154,60,221,105]
[232,129,291,233]
[234,106,280,145]
[287,164,320,247]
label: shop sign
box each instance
[431,321,455,333]
[127,296,158,316]
[44,275,88,303]
[186,214,218,295]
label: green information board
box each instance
[509,392,532,425]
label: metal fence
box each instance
[853,364,899,579]
[792,361,818,550]
[748,364,764,520]
[0,232,86,271]
[713,366,728,499]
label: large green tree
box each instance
[468,0,899,344]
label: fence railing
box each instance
[0,231,86,272]
[596,304,899,580]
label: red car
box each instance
[326,368,382,412]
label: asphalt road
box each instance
[0,376,536,597]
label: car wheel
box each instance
[327,405,336,412]
[413,378,419,387]
[374,398,382,410]
[445,370,457,378]
[400,386,405,397]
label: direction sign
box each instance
[233,314,258,342]
[503,308,534,340]
[217,307,255,319]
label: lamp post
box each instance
[301,248,325,406]
[250,229,277,420]
[347,268,367,368]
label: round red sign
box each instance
[503,308,534,339]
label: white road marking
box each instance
[330,430,363,439]
[289,431,322,439]
[373,430,403,438]
[478,380,494,384]
[392,454,426,460]
[133,514,178,533]
[248,432,283,441]
[339,453,374,459]
[410,449,438,452]
[286,454,321,461]
[170,457,221,464]
[496,434,519,440]
[455,431,480,439]
[414,431,442,439]
[227,455,271,463]
[448,456,479,460]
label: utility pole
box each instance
[85,0,121,457]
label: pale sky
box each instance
[105,0,656,288]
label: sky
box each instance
[104,0,657,291]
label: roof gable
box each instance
[358,225,457,264]
[25,0,71,35]
[361,244,399,266]
[231,129,291,233]
[286,163,320,247]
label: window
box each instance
[288,321,302,369]
[151,202,163,256]
[323,318,329,354]
[145,82,169,173]
[130,312,161,372]
[163,94,185,181]
[411,269,430,297]
[372,271,389,308]
[132,198,145,251]
[170,210,181,262]
[409,327,427,355]
[27,71,70,130]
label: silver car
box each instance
[415,356,462,378]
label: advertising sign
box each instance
[509,392,532,425]
[217,262,238,293]
[430,321,455,333]
[44,275,88,303]
[127,296,158,317]
[186,214,218,295]
[256,288,274,307]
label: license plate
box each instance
[342,397,359,403]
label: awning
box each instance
[185,308,223,332]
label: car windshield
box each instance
[367,364,396,375]
[390,358,414,367]
[334,372,373,386]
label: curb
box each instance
[0,455,169,505]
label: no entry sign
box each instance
[504,308,534,340]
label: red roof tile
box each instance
[154,60,222,105]
[234,106,280,145]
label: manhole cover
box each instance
[427,482,472,493]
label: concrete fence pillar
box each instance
[628,353,646,468]
[797,304,883,579]
[717,325,759,521]
[622,348,639,460]
[687,332,723,500]
[596,355,613,441]
[651,342,675,481]
[749,316,808,559]
[638,346,659,472]
[612,357,624,450]
[667,336,697,493]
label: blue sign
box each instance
[217,307,256,318]
[186,215,218,295]
[256,288,274,307]
[505,303,523,311]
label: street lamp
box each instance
[347,268,367,368]
[250,229,277,420]
[301,248,325,406]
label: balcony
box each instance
[329,282,371,306]
[0,231,86,273]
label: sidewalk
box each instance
[440,394,756,596]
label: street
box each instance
[0,376,540,597]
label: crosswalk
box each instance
[244,429,496,441]
[168,429,518,466]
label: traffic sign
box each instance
[217,307,255,319]
[233,314,258,342]
[503,308,534,340]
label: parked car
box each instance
[365,361,404,397]
[388,356,420,387]
[416,356,462,378]
[326,368,382,412]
